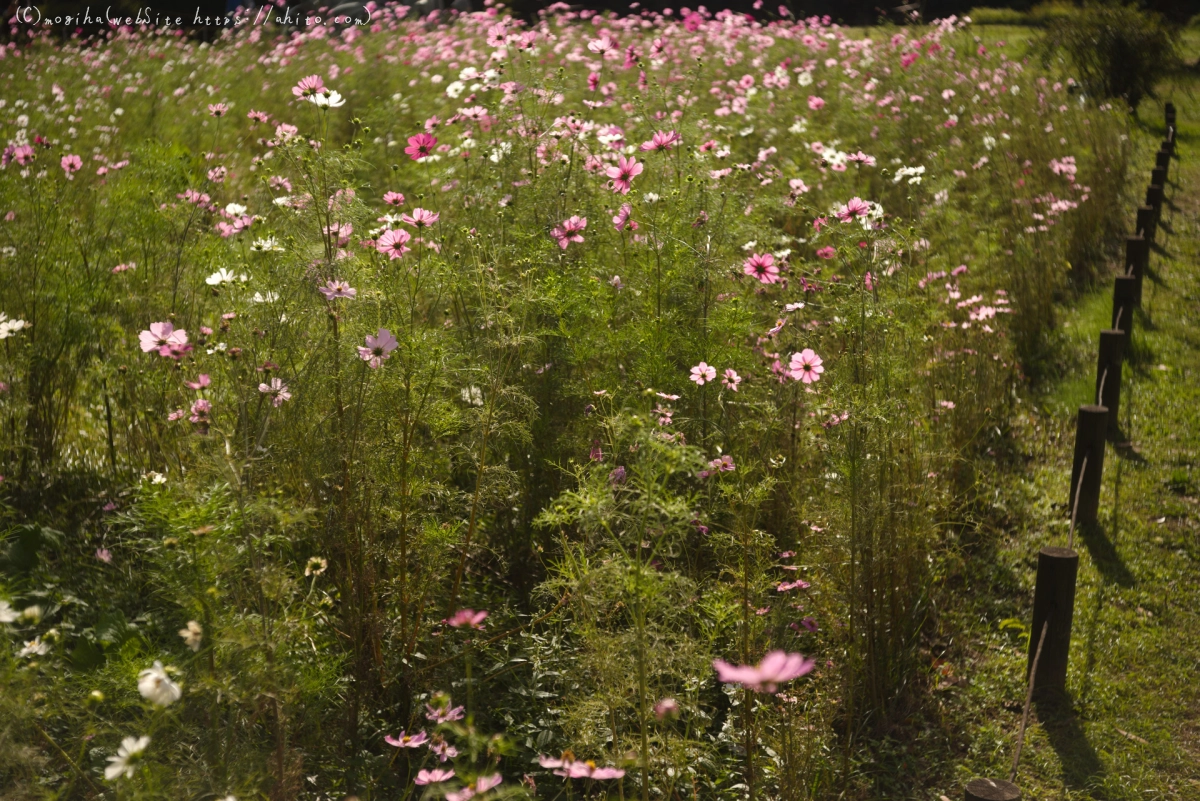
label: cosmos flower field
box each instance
[0,4,1138,799]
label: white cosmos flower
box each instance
[18,636,50,657]
[325,91,345,108]
[224,202,247,216]
[205,268,247,286]
[105,735,150,781]
[0,313,29,340]
[251,236,284,252]
[445,80,466,99]
[178,621,203,652]
[0,600,18,623]
[137,661,182,707]
[252,291,279,303]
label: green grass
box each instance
[922,95,1200,800]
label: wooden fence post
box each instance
[1027,546,1080,695]
[1068,405,1107,529]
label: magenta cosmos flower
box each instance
[377,229,412,259]
[258,377,291,407]
[445,609,488,630]
[446,773,502,801]
[405,132,437,161]
[60,154,82,176]
[836,197,872,222]
[743,253,779,284]
[605,155,643,194]
[401,208,439,228]
[722,369,742,391]
[788,349,824,384]
[713,650,816,693]
[612,203,638,232]
[358,329,398,369]
[640,129,682,152]
[551,216,587,250]
[815,246,836,260]
[384,730,428,748]
[139,322,190,358]
[383,191,405,206]
[415,768,455,785]
[807,95,826,110]
[318,280,356,300]
[690,362,717,385]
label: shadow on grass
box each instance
[1077,521,1135,587]
[1033,691,1109,799]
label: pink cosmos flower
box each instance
[690,362,717,385]
[258,378,291,407]
[377,229,413,259]
[292,75,326,99]
[446,774,502,801]
[713,650,816,692]
[722,369,742,391]
[612,203,638,231]
[207,103,228,117]
[431,739,459,762]
[539,755,625,780]
[96,548,113,563]
[776,579,811,592]
[405,132,437,161]
[445,609,488,630]
[836,197,872,222]
[640,129,682,152]
[815,246,836,260]
[654,697,680,719]
[358,329,398,369]
[807,96,826,110]
[551,216,587,250]
[787,349,824,384]
[401,208,439,228]
[247,110,269,123]
[743,253,779,284]
[318,280,357,300]
[207,166,227,183]
[384,730,428,748]
[383,191,405,206]
[184,374,211,390]
[605,155,643,194]
[60,154,82,177]
[425,702,466,723]
[139,322,189,358]
[111,262,135,274]
[415,769,455,785]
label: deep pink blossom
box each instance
[743,253,779,284]
[640,129,682,152]
[815,246,836,260]
[551,216,587,250]
[807,96,826,110]
[612,204,637,231]
[383,191,405,206]
[713,650,816,692]
[405,132,437,161]
[605,155,643,194]
[60,154,82,177]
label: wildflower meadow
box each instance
[1,3,1182,799]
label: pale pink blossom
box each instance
[787,349,824,384]
[640,129,682,152]
[722,369,742,391]
[358,329,398,369]
[690,362,717,385]
[384,730,428,748]
[401,208,439,228]
[258,378,291,407]
[318,280,356,300]
[377,229,413,259]
[713,650,816,692]
[416,769,455,785]
[445,609,488,629]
